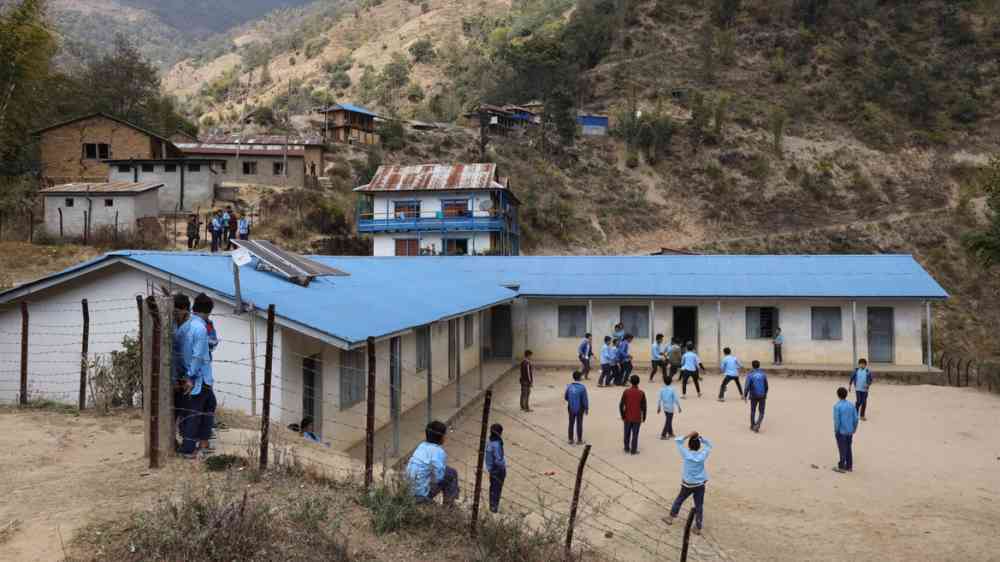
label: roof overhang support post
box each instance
[716,300,722,364]
[587,299,593,334]
[426,323,433,426]
[650,300,655,341]
[478,309,484,391]
[925,301,932,372]
[851,301,858,367]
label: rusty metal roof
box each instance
[175,142,306,157]
[199,133,325,146]
[40,181,163,195]
[355,163,508,193]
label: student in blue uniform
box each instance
[406,420,459,505]
[745,360,769,432]
[679,343,704,398]
[649,333,668,382]
[617,334,634,386]
[772,328,784,365]
[564,371,589,444]
[599,336,614,387]
[833,387,860,473]
[849,358,873,421]
[484,423,507,512]
[657,374,682,439]
[577,333,593,380]
[609,337,622,387]
[663,431,713,535]
[717,347,744,401]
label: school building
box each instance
[0,253,945,454]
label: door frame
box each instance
[867,306,895,364]
[672,305,699,347]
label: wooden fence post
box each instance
[146,297,162,469]
[565,443,592,556]
[365,336,376,491]
[259,304,276,471]
[58,208,64,239]
[680,508,697,562]
[470,390,493,537]
[136,296,144,404]
[79,298,89,410]
[19,301,28,406]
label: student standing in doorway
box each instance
[745,360,769,432]
[663,431,713,535]
[717,347,744,402]
[578,333,593,380]
[833,387,859,473]
[658,374,682,439]
[484,423,507,512]
[773,328,784,365]
[650,333,668,382]
[519,350,534,412]
[680,343,704,398]
[619,375,647,454]
[849,358,873,421]
[564,371,589,444]
[598,336,614,388]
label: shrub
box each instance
[747,153,770,180]
[408,39,436,63]
[305,38,330,60]
[768,107,787,156]
[379,119,407,151]
[89,335,142,411]
[475,510,566,561]
[289,56,297,66]
[769,47,787,83]
[360,479,428,535]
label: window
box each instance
[812,307,843,340]
[303,355,320,421]
[141,164,154,172]
[104,199,113,207]
[339,348,366,409]
[416,326,430,370]
[620,306,649,338]
[164,164,177,173]
[394,200,420,218]
[273,161,285,175]
[188,164,201,172]
[464,315,474,348]
[218,161,227,173]
[394,239,419,256]
[82,143,109,160]
[117,165,131,173]
[243,161,257,175]
[558,305,587,338]
[442,199,470,217]
[444,238,469,255]
[64,198,74,208]
[746,307,780,339]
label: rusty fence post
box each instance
[470,390,493,537]
[136,295,144,404]
[259,304,276,471]
[147,297,162,469]
[19,301,28,406]
[79,298,89,410]
[365,336,376,492]
[680,508,697,562]
[565,443,592,557]
[944,357,953,386]
[965,359,973,388]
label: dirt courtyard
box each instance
[446,369,1000,562]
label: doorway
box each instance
[490,305,513,359]
[448,318,460,380]
[302,354,322,434]
[673,306,698,347]
[867,307,894,363]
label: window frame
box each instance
[272,161,285,176]
[441,198,470,218]
[745,306,780,339]
[339,348,366,410]
[464,315,474,349]
[243,161,258,175]
[811,306,843,341]
[82,143,110,160]
[64,198,75,208]
[164,164,177,173]
[218,161,227,173]
[394,238,419,256]
[558,305,588,339]
[117,164,131,173]
[393,200,421,219]
[620,305,650,338]
[104,199,114,207]
[188,164,201,173]
[443,238,469,256]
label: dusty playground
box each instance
[445,369,1000,562]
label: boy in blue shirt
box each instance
[406,420,459,505]
[649,333,668,382]
[849,358,873,421]
[609,337,622,387]
[598,336,614,387]
[657,374,682,439]
[745,360,769,432]
[484,423,506,512]
[663,431,713,534]
[617,334,634,386]
[717,347,744,401]
[773,328,784,365]
[577,333,593,380]
[564,371,589,444]
[680,343,704,398]
[833,387,860,473]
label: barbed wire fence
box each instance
[2,294,725,562]
[934,351,1000,393]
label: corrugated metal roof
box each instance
[0,253,947,347]
[316,103,379,118]
[355,164,506,193]
[199,134,325,146]
[40,181,163,195]
[176,143,306,156]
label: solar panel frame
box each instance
[232,240,348,286]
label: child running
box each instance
[717,347,744,402]
[657,374,682,439]
[745,360,769,432]
[578,333,594,380]
[484,423,507,512]
[663,431,713,535]
[680,342,704,398]
[650,333,668,382]
[849,358,873,421]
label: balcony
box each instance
[356,210,513,234]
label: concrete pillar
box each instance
[851,301,858,367]
[925,301,932,371]
[587,299,593,334]
[649,300,655,340]
[715,300,722,363]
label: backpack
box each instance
[668,345,682,366]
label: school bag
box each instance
[668,345,682,367]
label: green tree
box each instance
[83,35,163,124]
[963,157,1000,268]
[408,39,436,63]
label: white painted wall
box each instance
[43,192,156,238]
[370,190,498,220]
[372,232,493,256]
[108,163,216,213]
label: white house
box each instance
[40,181,161,238]
[0,253,946,454]
[106,159,220,213]
[355,164,521,256]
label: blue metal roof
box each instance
[335,103,378,118]
[577,115,609,127]
[0,253,946,347]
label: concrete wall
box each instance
[43,192,157,238]
[372,232,493,256]
[108,163,216,213]
[370,191,498,219]
[202,154,306,188]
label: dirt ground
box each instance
[445,369,1000,562]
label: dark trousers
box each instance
[611,364,621,385]
[855,391,869,417]
[568,410,584,443]
[670,483,706,529]
[719,376,743,399]
[619,361,633,385]
[660,411,675,438]
[520,385,531,411]
[488,468,506,512]
[187,236,198,249]
[599,364,612,386]
[749,397,766,428]
[623,421,641,453]
[836,433,853,471]
[681,370,701,395]
[417,466,460,505]
[178,390,207,454]
[199,386,217,441]
[774,344,783,364]
[650,360,668,381]
[669,363,680,377]
[210,231,220,252]
[579,357,591,379]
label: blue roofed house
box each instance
[577,114,609,136]
[0,252,946,455]
[317,103,380,145]
[355,163,521,256]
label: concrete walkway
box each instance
[346,360,517,466]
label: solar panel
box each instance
[232,240,349,286]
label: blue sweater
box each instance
[745,369,769,398]
[850,368,873,392]
[484,438,506,473]
[834,399,859,435]
[565,382,589,414]
[675,436,713,486]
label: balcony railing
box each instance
[356,210,515,233]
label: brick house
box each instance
[33,113,182,186]
[316,104,380,145]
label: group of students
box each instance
[185,207,250,252]
[171,292,219,458]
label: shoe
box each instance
[832,467,846,473]
[668,433,676,438]
[698,393,703,398]
[662,516,675,526]
[568,440,575,445]
[681,395,688,399]
[693,527,702,536]
[717,398,725,402]
[861,416,867,421]
[660,436,668,440]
